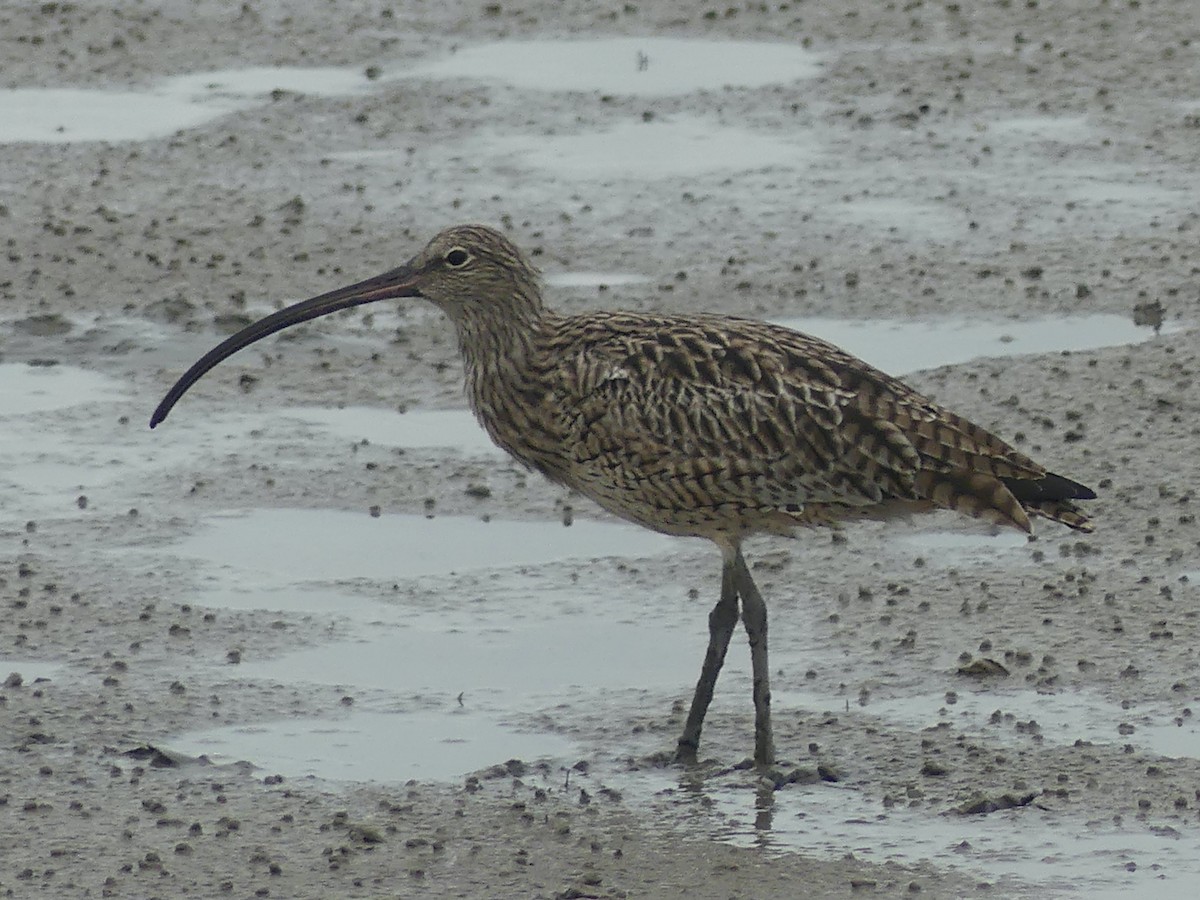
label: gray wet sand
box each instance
[3,0,1200,897]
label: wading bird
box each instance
[151,225,1095,766]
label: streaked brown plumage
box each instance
[151,224,1095,767]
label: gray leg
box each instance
[675,555,739,763]
[733,550,775,767]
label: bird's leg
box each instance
[675,552,739,763]
[733,550,775,767]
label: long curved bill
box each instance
[149,263,422,428]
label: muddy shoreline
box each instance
[3,1,1199,897]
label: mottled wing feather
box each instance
[543,312,1091,536]
[767,325,1097,531]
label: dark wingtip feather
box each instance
[1001,471,1096,504]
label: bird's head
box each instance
[405,224,542,315]
[149,224,541,428]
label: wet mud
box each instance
[2,1,1199,897]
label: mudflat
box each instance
[2,1,1198,897]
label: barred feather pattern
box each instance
[421,226,1095,542]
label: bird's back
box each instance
[470,309,1094,541]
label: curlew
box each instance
[151,225,1095,767]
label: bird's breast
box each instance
[469,382,575,484]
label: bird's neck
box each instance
[449,297,556,425]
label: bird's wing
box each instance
[547,312,1062,531]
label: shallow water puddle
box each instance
[0,359,490,518]
[408,38,821,96]
[0,361,276,517]
[173,595,697,782]
[893,529,1029,563]
[613,678,1200,896]
[0,87,245,143]
[860,687,1200,759]
[775,313,1179,376]
[0,363,124,415]
[330,115,812,177]
[0,66,375,143]
[171,709,575,783]
[169,510,690,782]
[234,604,695,697]
[173,509,691,712]
[4,38,816,144]
[0,363,130,516]
[486,115,813,177]
[173,508,673,585]
[769,678,1199,761]
[639,775,1200,898]
[281,406,502,454]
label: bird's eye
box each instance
[445,248,470,268]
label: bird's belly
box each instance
[566,468,835,540]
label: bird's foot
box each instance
[672,739,700,767]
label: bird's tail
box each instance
[913,469,1096,534]
[1023,499,1094,532]
[1001,472,1096,533]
